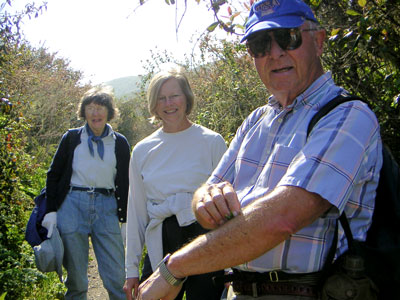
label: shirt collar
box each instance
[267,72,335,111]
[81,124,116,140]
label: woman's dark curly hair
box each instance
[77,86,119,121]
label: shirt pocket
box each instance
[255,144,301,190]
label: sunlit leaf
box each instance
[232,12,240,18]
[230,11,240,21]
[358,0,367,7]
[346,9,360,16]
[207,22,219,32]
[331,28,341,36]
[309,0,321,5]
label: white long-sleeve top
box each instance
[125,123,227,278]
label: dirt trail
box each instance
[87,242,109,300]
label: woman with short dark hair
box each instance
[42,86,130,300]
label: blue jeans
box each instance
[57,190,125,300]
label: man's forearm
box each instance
[169,185,332,278]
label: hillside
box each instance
[105,75,142,99]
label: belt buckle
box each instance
[87,187,95,194]
[269,270,279,282]
[252,282,258,298]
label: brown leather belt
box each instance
[232,280,319,298]
[213,269,321,298]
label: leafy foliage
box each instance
[0,1,83,298]
[190,34,267,143]
[311,0,400,160]
[0,0,399,297]
[6,45,87,163]
[114,94,155,146]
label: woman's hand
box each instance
[123,277,139,300]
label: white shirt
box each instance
[125,123,227,278]
[70,125,116,189]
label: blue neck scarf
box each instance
[85,123,110,160]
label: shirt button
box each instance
[117,197,120,200]
[115,185,118,189]
[118,208,122,211]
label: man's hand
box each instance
[41,212,57,238]
[192,182,241,229]
[123,277,139,300]
[137,268,182,300]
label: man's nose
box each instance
[269,37,286,59]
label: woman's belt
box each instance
[70,186,114,196]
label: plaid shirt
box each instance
[208,72,382,273]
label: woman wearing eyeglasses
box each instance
[123,66,227,300]
[42,86,130,300]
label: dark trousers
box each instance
[141,215,224,300]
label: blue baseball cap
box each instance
[241,0,318,42]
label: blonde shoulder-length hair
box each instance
[147,66,194,123]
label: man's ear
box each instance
[314,29,326,57]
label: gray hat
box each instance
[34,227,64,282]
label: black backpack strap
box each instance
[308,95,363,271]
[339,212,355,250]
[325,212,355,263]
[307,94,364,137]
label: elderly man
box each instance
[137,0,382,299]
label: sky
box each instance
[16,0,222,84]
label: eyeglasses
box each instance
[246,28,318,58]
[157,94,182,103]
[85,105,107,114]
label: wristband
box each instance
[157,254,187,286]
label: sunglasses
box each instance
[246,28,317,58]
